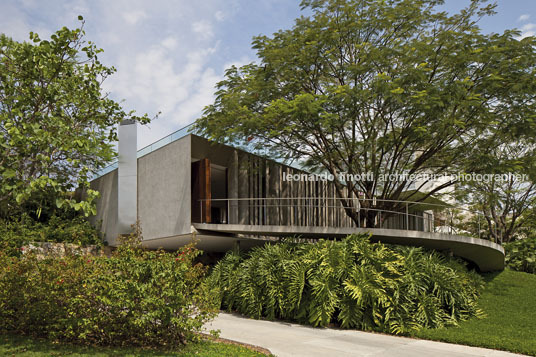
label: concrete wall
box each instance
[89,170,118,245]
[138,135,192,240]
[91,135,192,244]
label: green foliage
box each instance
[504,236,536,274]
[0,214,101,257]
[452,143,536,244]
[195,0,536,226]
[0,232,217,347]
[209,235,483,335]
[0,19,151,219]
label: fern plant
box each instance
[208,234,484,335]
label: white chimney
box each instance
[117,120,137,234]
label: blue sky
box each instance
[1,0,535,149]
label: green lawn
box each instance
[0,334,268,357]
[414,269,536,356]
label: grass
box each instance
[414,269,536,356]
[0,334,268,357]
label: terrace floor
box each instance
[193,223,505,272]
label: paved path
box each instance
[204,313,524,357]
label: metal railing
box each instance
[197,197,486,237]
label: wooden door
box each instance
[191,158,211,223]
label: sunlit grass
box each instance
[0,335,268,357]
[415,269,536,356]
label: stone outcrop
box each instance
[21,242,112,259]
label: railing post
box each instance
[478,213,481,239]
[278,198,281,226]
[421,213,424,232]
[405,203,409,230]
[378,211,381,228]
[449,209,453,235]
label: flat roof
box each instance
[93,123,304,179]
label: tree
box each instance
[454,127,536,243]
[0,18,150,219]
[195,0,536,228]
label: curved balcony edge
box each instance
[192,223,505,272]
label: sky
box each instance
[1,0,535,149]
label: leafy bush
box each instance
[504,236,536,274]
[0,232,217,347]
[0,214,101,257]
[209,234,483,335]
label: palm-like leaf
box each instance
[208,234,484,334]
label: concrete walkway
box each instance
[204,313,524,357]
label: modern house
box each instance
[90,122,505,271]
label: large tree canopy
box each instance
[195,0,536,227]
[0,19,150,219]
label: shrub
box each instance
[0,214,101,257]
[0,231,217,347]
[504,236,536,274]
[208,234,483,335]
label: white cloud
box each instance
[519,30,535,39]
[0,0,252,149]
[521,23,536,31]
[215,10,225,21]
[222,55,253,72]
[174,67,221,122]
[103,33,221,147]
[122,9,146,25]
[0,2,42,41]
[192,20,214,40]
[161,36,178,50]
[518,14,530,22]
[63,0,90,22]
[518,23,536,39]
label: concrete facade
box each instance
[90,170,118,245]
[138,135,192,240]
[90,135,192,244]
[89,133,505,271]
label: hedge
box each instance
[0,235,217,347]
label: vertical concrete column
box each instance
[262,159,268,225]
[117,120,137,235]
[252,158,259,225]
[330,183,336,227]
[291,170,298,225]
[297,173,304,225]
[280,167,289,225]
[238,152,249,224]
[267,162,280,225]
[227,150,239,224]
